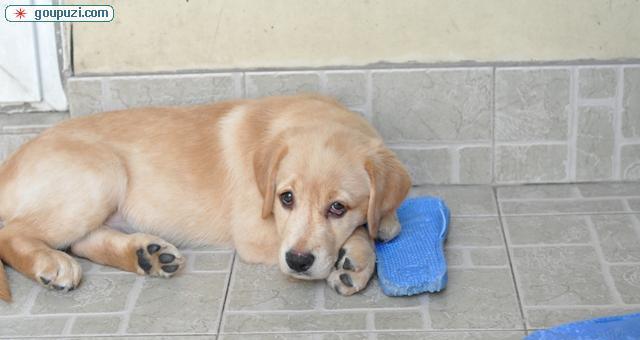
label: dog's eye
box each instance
[280,191,294,208]
[328,201,346,217]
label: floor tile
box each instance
[226,259,318,311]
[31,273,137,314]
[500,199,626,215]
[0,317,69,336]
[127,273,227,333]
[468,248,508,266]
[591,215,640,262]
[609,265,640,304]
[629,198,640,211]
[222,312,368,332]
[221,333,372,339]
[410,186,498,216]
[191,252,234,271]
[447,217,504,246]
[221,334,315,340]
[0,268,38,316]
[70,315,121,334]
[323,278,420,310]
[503,215,591,245]
[498,184,580,200]
[428,268,523,329]
[374,310,424,330]
[577,182,640,197]
[525,307,640,329]
[377,331,526,340]
[511,246,613,305]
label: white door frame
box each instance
[0,0,68,113]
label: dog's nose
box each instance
[285,250,315,272]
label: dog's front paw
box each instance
[327,244,375,296]
[376,212,401,242]
[131,235,185,278]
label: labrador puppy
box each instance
[0,94,410,301]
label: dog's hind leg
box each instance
[70,226,185,277]
[0,136,127,300]
[0,220,83,292]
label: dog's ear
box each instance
[254,138,288,219]
[364,145,411,239]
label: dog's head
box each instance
[254,128,411,280]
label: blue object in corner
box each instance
[375,196,450,296]
[526,312,640,340]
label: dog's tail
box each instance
[0,259,10,302]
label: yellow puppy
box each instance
[0,94,410,301]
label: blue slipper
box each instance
[375,196,450,296]
[526,312,640,340]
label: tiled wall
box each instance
[1,64,639,184]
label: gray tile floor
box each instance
[1,183,639,339]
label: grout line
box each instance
[567,67,578,181]
[584,216,625,305]
[0,311,127,320]
[61,315,75,335]
[217,329,527,336]
[613,66,624,179]
[116,276,145,334]
[509,243,603,249]
[578,98,617,107]
[223,307,423,314]
[366,311,375,332]
[500,196,640,202]
[387,141,492,149]
[233,72,243,99]
[491,66,497,183]
[418,293,432,330]
[215,251,237,337]
[446,245,505,250]
[20,285,40,315]
[450,147,460,184]
[364,70,373,121]
[313,281,325,311]
[493,186,528,331]
[524,304,640,309]
[493,140,569,146]
[500,211,638,217]
[318,71,328,93]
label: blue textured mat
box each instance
[375,196,450,296]
[526,312,640,340]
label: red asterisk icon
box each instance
[14,8,27,19]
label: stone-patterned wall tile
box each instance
[392,148,451,185]
[0,133,37,161]
[0,112,68,133]
[106,74,236,110]
[576,106,614,180]
[495,69,570,142]
[495,144,567,183]
[372,69,492,143]
[323,71,367,108]
[67,77,104,116]
[459,146,492,184]
[579,67,617,99]
[245,72,320,98]
[623,67,640,138]
[621,144,640,180]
